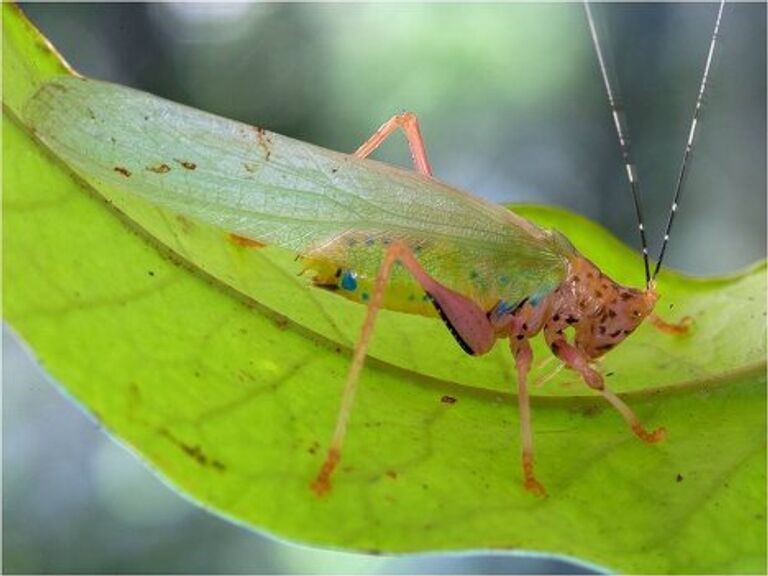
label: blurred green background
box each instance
[4,2,765,574]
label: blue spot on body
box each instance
[341,271,358,291]
[496,300,514,315]
[529,286,555,308]
[499,274,510,285]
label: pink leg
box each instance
[354,112,433,176]
[311,241,494,496]
[544,334,665,444]
[510,338,547,497]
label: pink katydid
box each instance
[22,1,724,496]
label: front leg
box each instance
[543,328,665,444]
[649,313,692,335]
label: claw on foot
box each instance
[524,476,548,498]
[310,448,339,497]
[522,453,548,497]
[650,314,692,335]
[632,423,666,443]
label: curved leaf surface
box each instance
[3,5,765,573]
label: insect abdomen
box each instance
[309,261,437,317]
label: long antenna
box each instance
[583,1,651,288]
[652,0,726,279]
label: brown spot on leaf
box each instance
[676,473,684,482]
[158,428,226,472]
[113,166,131,177]
[386,470,398,480]
[147,163,171,174]
[48,82,69,93]
[175,159,197,170]
[441,395,457,405]
[255,126,272,161]
[229,233,265,248]
[579,403,604,418]
[175,214,194,233]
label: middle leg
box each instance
[510,337,547,497]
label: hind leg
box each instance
[353,112,433,176]
[311,241,495,495]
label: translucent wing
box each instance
[24,77,571,310]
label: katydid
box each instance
[22,1,724,497]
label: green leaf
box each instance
[4,5,765,573]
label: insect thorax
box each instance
[505,256,658,359]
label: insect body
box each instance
[22,1,723,496]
